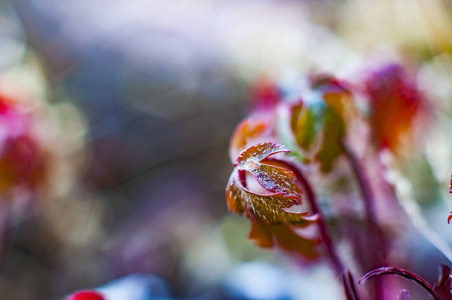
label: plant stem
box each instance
[341,143,376,224]
[341,142,386,300]
[272,160,344,271]
[276,160,364,299]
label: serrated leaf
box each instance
[226,142,314,225]
[226,175,309,224]
[236,142,289,165]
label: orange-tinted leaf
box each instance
[248,220,274,248]
[249,221,320,260]
[226,142,313,224]
[225,172,246,215]
[227,175,308,224]
[236,142,289,165]
[229,117,271,162]
[366,64,424,151]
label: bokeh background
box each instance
[0,0,452,299]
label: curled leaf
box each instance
[290,75,354,173]
[226,142,313,224]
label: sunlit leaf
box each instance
[236,142,289,165]
[226,174,308,224]
[226,142,314,225]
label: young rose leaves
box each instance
[365,64,424,152]
[226,142,320,259]
[290,75,354,173]
[226,142,312,224]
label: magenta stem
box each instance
[341,143,387,300]
[271,159,344,273]
[359,267,437,300]
[341,143,376,224]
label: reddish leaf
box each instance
[226,172,308,224]
[251,76,281,109]
[226,142,313,224]
[365,64,424,151]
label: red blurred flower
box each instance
[66,290,105,300]
[0,94,48,193]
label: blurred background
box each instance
[0,0,452,299]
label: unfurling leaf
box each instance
[290,75,354,173]
[226,142,312,224]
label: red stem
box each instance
[359,267,437,300]
[341,143,376,224]
[341,142,387,300]
[271,159,344,273]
